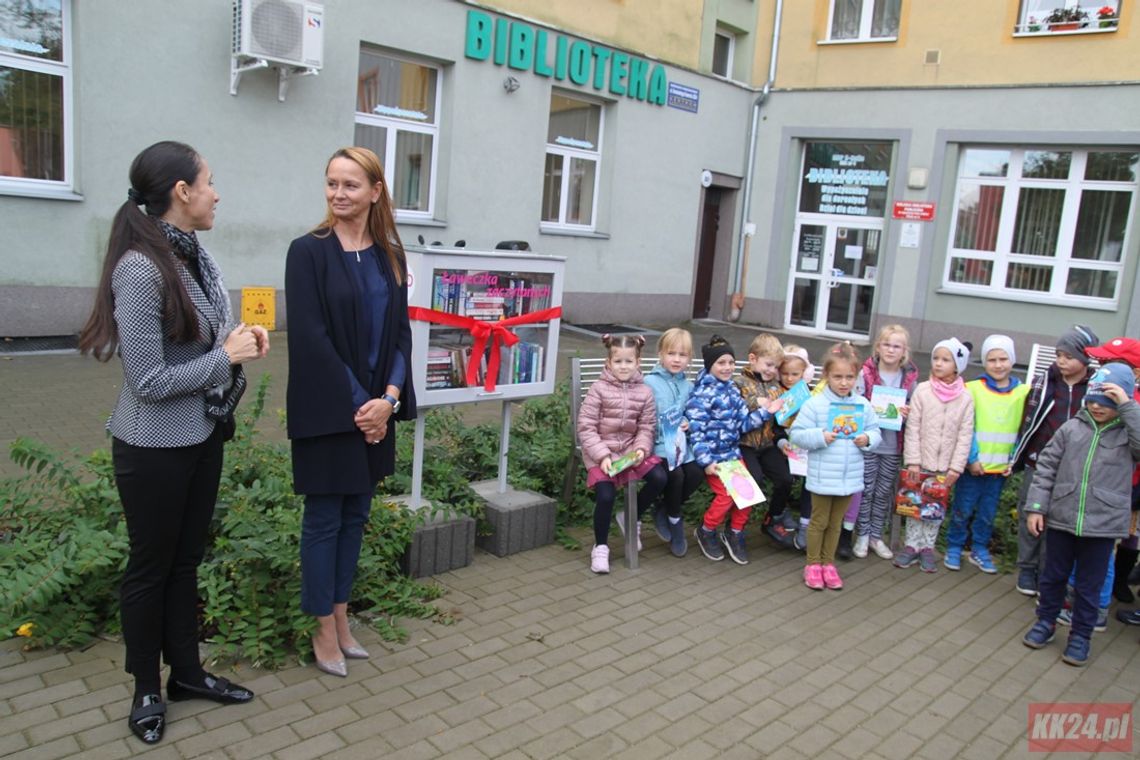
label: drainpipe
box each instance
[729,0,784,321]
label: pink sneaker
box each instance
[804,564,824,590]
[590,544,610,574]
[821,564,844,590]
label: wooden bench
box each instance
[563,356,748,569]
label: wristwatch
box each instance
[381,393,401,413]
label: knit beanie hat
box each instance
[1056,325,1100,366]
[981,334,1016,366]
[782,347,816,385]
[702,334,735,372]
[932,338,971,376]
[1085,363,1136,409]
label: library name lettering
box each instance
[439,272,551,301]
[805,162,888,217]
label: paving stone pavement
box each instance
[3,322,1138,759]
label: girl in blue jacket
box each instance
[791,343,881,590]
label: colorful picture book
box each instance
[870,385,907,432]
[717,459,767,508]
[895,469,950,522]
[828,403,863,439]
[784,442,808,477]
[605,450,644,477]
[660,407,687,471]
[774,380,811,426]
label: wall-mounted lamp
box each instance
[503,76,520,94]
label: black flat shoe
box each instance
[127,694,165,744]
[167,673,254,704]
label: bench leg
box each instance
[623,484,639,570]
[889,512,902,554]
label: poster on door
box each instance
[799,141,891,218]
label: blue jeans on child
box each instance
[947,472,1006,552]
[300,492,373,616]
[1039,529,1115,640]
[1068,549,1115,609]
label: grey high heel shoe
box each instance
[340,643,370,659]
[312,637,347,677]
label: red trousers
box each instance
[702,463,751,531]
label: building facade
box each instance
[1,0,1138,353]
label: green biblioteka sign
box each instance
[464,9,669,106]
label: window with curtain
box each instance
[1015,0,1120,33]
[0,0,71,194]
[354,48,439,216]
[828,0,901,41]
[541,92,602,230]
[945,146,1138,304]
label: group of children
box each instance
[576,324,1140,666]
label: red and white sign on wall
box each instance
[892,201,936,221]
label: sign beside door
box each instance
[892,201,935,221]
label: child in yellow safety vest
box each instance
[945,335,1030,573]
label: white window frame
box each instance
[822,0,900,44]
[354,50,441,221]
[942,146,1137,309]
[0,0,75,200]
[712,28,735,79]
[1013,0,1120,35]
[540,94,604,233]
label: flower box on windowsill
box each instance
[1050,21,1083,30]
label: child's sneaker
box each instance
[919,548,938,573]
[668,519,687,557]
[1061,634,1091,666]
[893,546,920,568]
[1023,619,1056,649]
[653,506,671,543]
[852,533,869,558]
[695,525,724,561]
[944,546,962,571]
[721,529,749,565]
[793,523,808,551]
[868,538,894,560]
[615,513,643,551]
[762,513,795,548]
[821,564,844,590]
[590,544,610,574]
[782,511,798,532]
[968,548,997,574]
[836,528,853,561]
[1057,607,1109,632]
[1016,569,1038,596]
[804,564,824,590]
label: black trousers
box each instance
[740,444,793,517]
[113,427,223,679]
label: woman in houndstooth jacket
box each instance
[79,141,268,745]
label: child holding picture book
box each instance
[686,335,771,566]
[576,334,667,574]
[790,343,881,590]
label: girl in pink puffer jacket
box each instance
[577,334,667,574]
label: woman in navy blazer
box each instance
[79,141,268,744]
[285,146,416,677]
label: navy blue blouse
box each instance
[343,245,407,410]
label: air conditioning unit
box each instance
[233,0,324,70]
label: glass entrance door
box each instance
[787,221,881,337]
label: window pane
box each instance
[796,225,825,273]
[1022,151,1070,179]
[1005,263,1052,292]
[1086,151,1139,182]
[547,94,600,149]
[1066,268,1117,298]
[1073,190,1129,261]
[1011,187,1064,256]
[830,0,863,40]
[357,51,436,124]
[712,34,730,76]
[0,0,62,61]
[567,157,596,225]
[0,64,63,180]
[961,149,1010,178]
[871,0,901,37]
[799,140,891,217]
[541,153,563,222]
[949,257,993,286]
[953,185,1003,251]
[790,278,820,327]
[392,131,432,211]
[352,123,388,171]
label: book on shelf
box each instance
[430,269,554,319]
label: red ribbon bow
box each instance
[408,305,562,391]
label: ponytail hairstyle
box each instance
[602,333,645,360]
[78,141,203,361]
[821,341,860,377]
[313,146,407,285]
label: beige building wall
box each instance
[772,0,1137,88]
